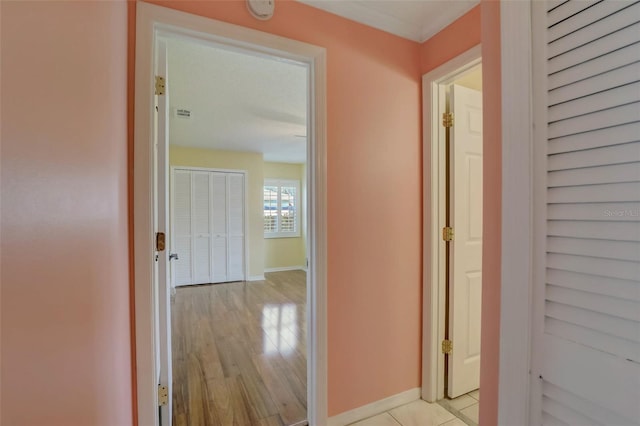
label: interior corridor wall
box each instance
[479,2,502,425]
[1,1,132,424]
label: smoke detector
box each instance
[247,0,274,20]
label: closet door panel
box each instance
[192,172,211,284]
[211,173,228,283]
[173,170,192,286]
[228,173,245,281]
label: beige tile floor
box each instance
[348,390,479,426]
[438,389,480,426]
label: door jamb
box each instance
[421,45,482,403]
[134,3,328,425]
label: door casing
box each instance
[134,3,328,425]
[421,45,482,402]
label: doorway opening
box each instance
[165,34,310,426]
[421,46,483,426]
[134,4,327,426]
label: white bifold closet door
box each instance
[211,173,227,283]
[172,169,245,286]
[193,171,212,284]
[532,1,640,425]
[227,173,245,282]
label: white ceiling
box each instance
[167,38,308,164]
[298,0,479,42]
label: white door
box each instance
[227,173,245,281]
[192,171,212,284]
[172,169,192,287]
[172,169,245,286]
[155,38,173,425]
[530,2,640,424]
[211,172,228,283]
[448,84,483,398]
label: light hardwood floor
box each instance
[172,270,308,426]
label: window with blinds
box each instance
[532,1,640,424]
[264,179,300,238]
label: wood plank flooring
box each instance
[172,270,307,426]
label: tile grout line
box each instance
[437,391,479,426]
[386,411,403,426]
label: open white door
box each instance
[154,38,172,425]
[448,84,483,398]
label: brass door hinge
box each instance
[155,76,166,95]
[442,339,453,354]
[156,232,166,251]
[158,384,168,406]
[442,227,454,242]
[442,112,454,128]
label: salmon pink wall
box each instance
[479,2,501,425]
[419,5,481,74]
[1,2,132,425]
[130,0,423,416]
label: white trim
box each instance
[498,1,534,425]
[264,266,306,273]
[134,3,327,426]
[171,165,248,174]
[529,3,549,425]
[247,275,266,282]
[327,388,421,426]
[421,44,482,403]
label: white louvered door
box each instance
[192,172,212,285]
[227,173,245,282]
[171,168,245,286]
[531,1,640,425]
[211,172,228,283]
[173,170,192,286]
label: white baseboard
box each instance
[327,387,421,426]
[264,266,306,273]
[247,275,265,282]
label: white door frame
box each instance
[499,2,534,425]
[134,3,328,426]
[421,45,482,403]
[169,166,250,287]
